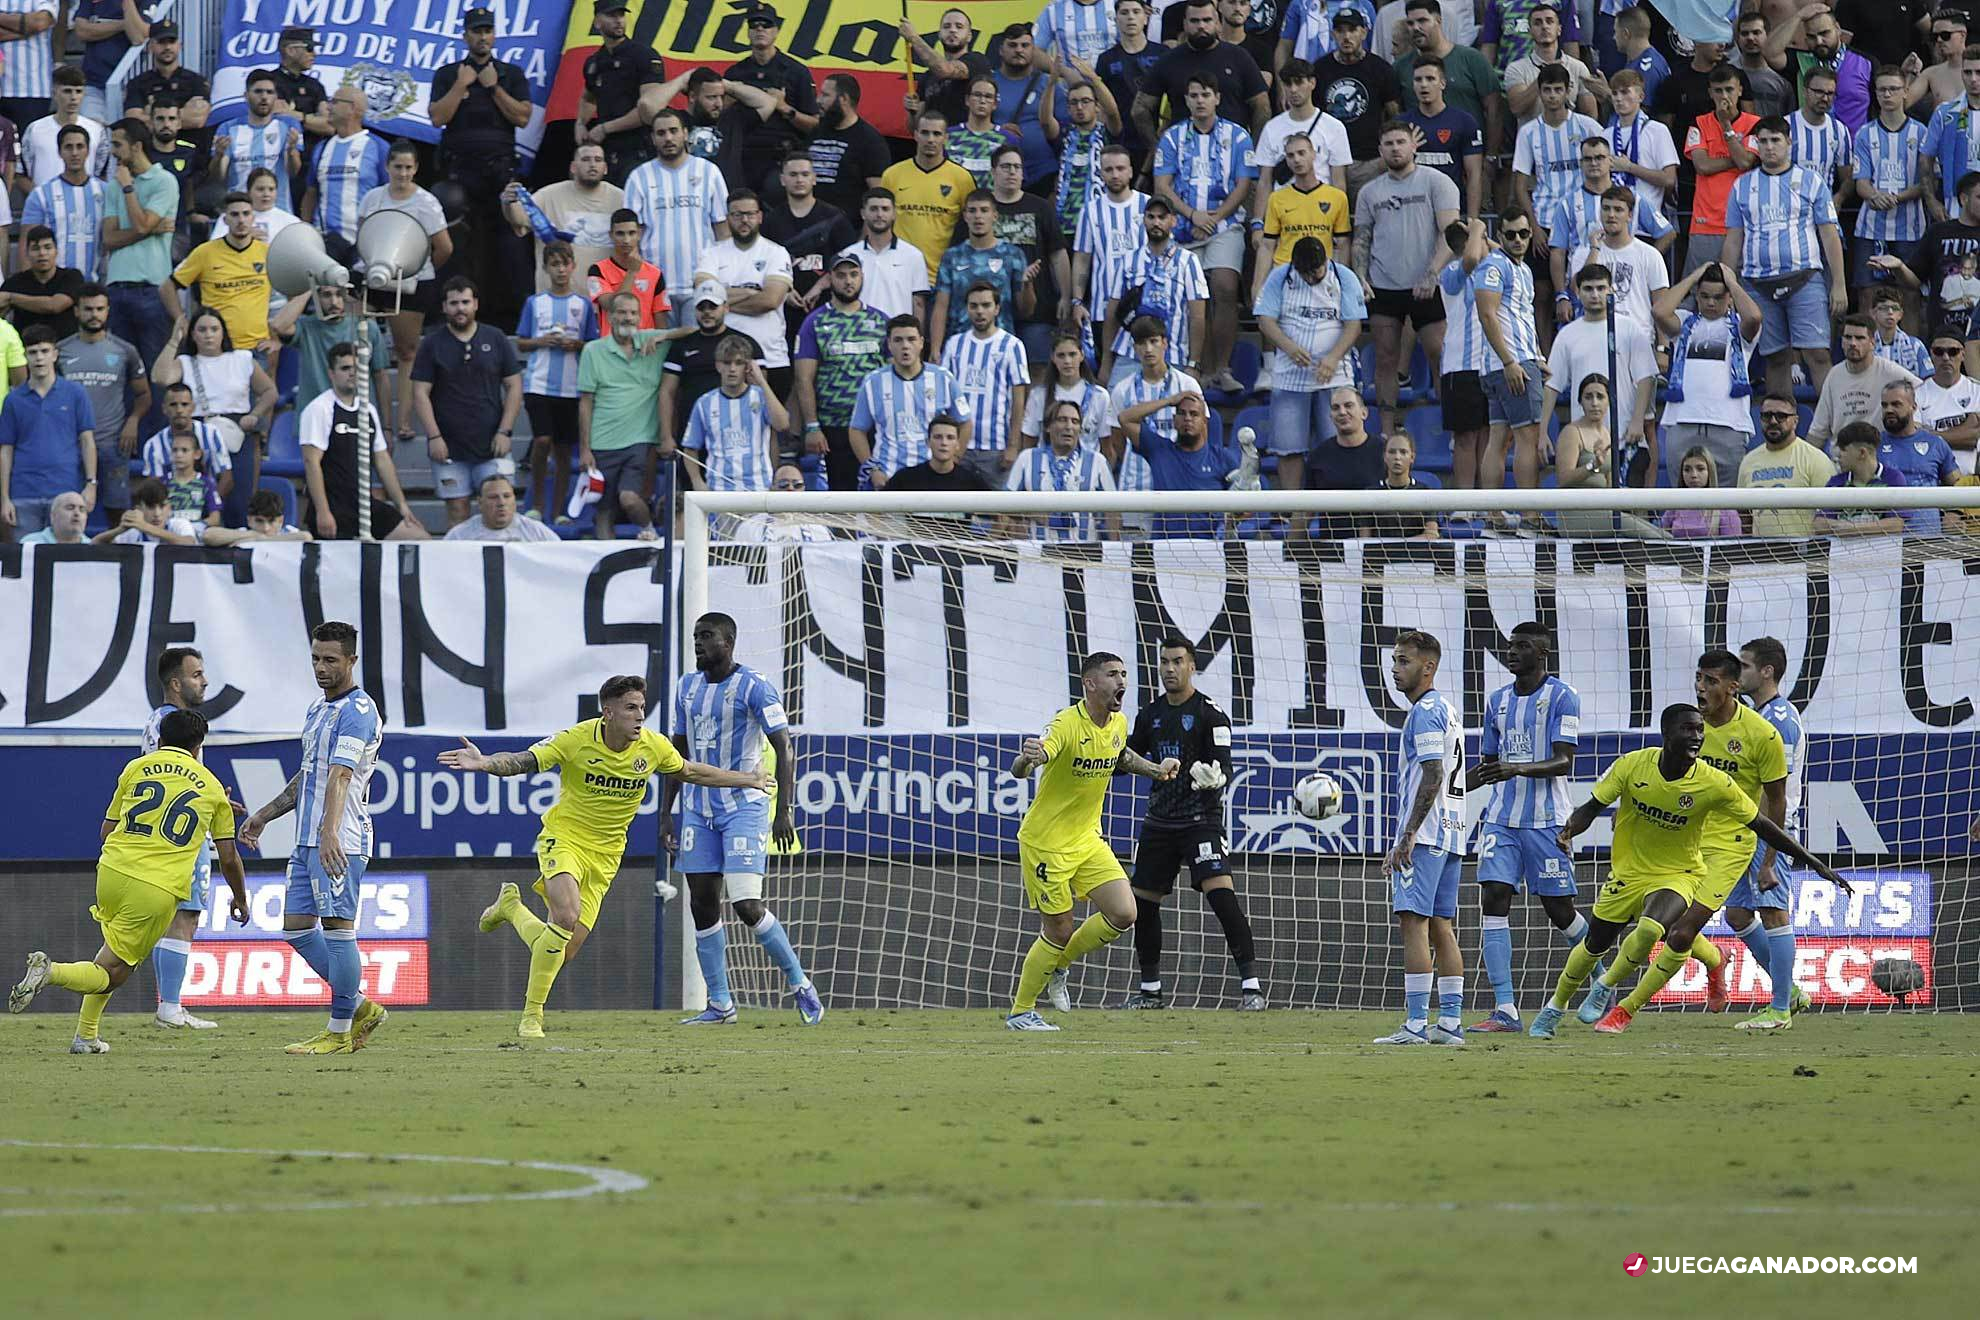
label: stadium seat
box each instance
[256,476,298,527]
[1404,406,1452,473]
[264,411,304,479]
[1412,470,1443,489]
[1203,341,1262,406]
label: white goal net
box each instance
[680,489,1980,1017]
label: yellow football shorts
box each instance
[534,835,622,931]
[91,864,180,966]
[1691,847,1753,914]
[1019,834,1126,915]
[1591,868,1698,924]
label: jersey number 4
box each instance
[122,781,204,846]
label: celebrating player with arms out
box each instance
[1530,704,1849,1039]
[143,647,235,1030]
[1468,622,1604,1033]
[1116,634,1263,1011]
[1726,636,1814,1030]
[238,622,390,1056]
[1005,651,1180,1033]
[1581,650,1788,1034]
[1377,631,1469,1047]
[11,710,249,1053]
[661,613,823,1027]
[442,672,770,1039]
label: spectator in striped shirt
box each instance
[1040,65,1121,239]
[1098,197,1210,385]
[623,109,732,317]
[0,0,58,135]
[298,86,390,246]
[1853,67,1929,318]
[1008,397,1118,541]
[21,125,106,278]
[1921,48,1980,221]
[1789,66,1854,216]
[1070,143,1148,341]
[1153,74,1256,391]
[683,334,788,494]
[849,313,973,484]
[938,280,1031,480]
[1035,0,1118,75]
[1255,234,1366,498]
[515,242,598,520]
[138,382,231,502]
[1724,116,1848,398]
[1869,287,1930,378]
[212,70,304,212]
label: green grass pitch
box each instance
[4,1009,1977,1317]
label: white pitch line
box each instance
[0,1140,647,1218]
[789,1192,1962,1219]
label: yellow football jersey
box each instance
[880,158,977,281]
[172,236,273,345]
[1265,182,1351,266]
[1696,703,1788,859]
[1591,747,1756,883]
[531,720,685,856]
[100,748,235,900]
[1018,702,1128,854]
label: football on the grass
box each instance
[1293,772,1342,821]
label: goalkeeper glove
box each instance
[1189,761,1227,790]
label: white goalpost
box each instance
[677,487,1980,1017]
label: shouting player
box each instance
[662,613,823,1027]
[1116,634,1263,1011]
[1530,704,1849,1039]
[1377,630,1469,1047]
[442,673,769,1038]
[1581,650,1786,1033]
[1727,636,1814,1030]
[12,709,248,1053]
[144,647,227,1029]
[1006,652,1180,1032]
[1468,622,1604,1033]
[238,622,390,1056]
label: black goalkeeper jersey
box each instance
[1128,690,1233,829]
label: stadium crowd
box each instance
[2,0,1979,546]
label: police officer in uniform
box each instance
[123,22,213,148]
[270,26,331,200]
[578,0,666,185]
[723,5,821,191]
[431,8,533,326]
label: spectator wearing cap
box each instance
[270,26,332,182]
[588,207,669,330]
[1133,0,1270,144]
[693,189,795,393]
[21,66,112,189]
[794,252,889,490]
[124,21,213,142]
[73,0,147,125]
[723,5,821,189]
[578,0,668,186]
[431,6,533,328]
[0,0,59,135]
[837,187,930,322]
[445,472,558,541]
[1308,9,1400,199]
[661,277,764,456]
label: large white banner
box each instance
[2,538,1977,737]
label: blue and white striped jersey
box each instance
[1789,110,1851,188]
[1726,164,1834,279]
[673,663,786,816]
[1470,250,1540,370]
[683,385,777,491]
[308,131,390,243]
[1438,257,1492,374]
[1874,328,1931,378]
[940,327,1030,453]
[1479,675,1581,829]
[1514,112,1603,228]
[1545,184,1674,255]
[296,686,383,857]
[141,704,196,758]
[1034,0,1116,65]
[1852,117,1928,244]
[1154,118,1258,242]
[1281,0,1379,62]
[850,362,973,475]
[1756,693,1807,834]
[218,118,302,211]
[623,154,730,295]
[1005,443,1116,540]
[21,176,106,277]
[1073,188,1148,305]
[1253,260,1366,393]
[1109,242,1210,364]
[0,1,57,98]
[1109,365,1201,447]
[138,422,232,481]
[516,292,596,398]
[1114,445,1154,492]
[1399,688,1467,855]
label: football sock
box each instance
[1134,902,1163,986]
[525,920,573,1014]
[1622,941,1692,1014]
[1404,972,1432,1031]
[1203,887,1255,983]
[283,926,333,981]
[1600,916,1665,989]
[49,961,111,994]
[507,902,548,948]
[77,992,110,1042]
[1768,925,1799,1012]
[1436,975,1464,1030]
[1481,915,1515,1012]
[1060,912,1130,966]
[694,923,733,1010]
[153,938,190,1007]
[1558,912,1603,976]
[1690,935,1723,970]
[748,910,807,990]
[323,928,360,1032]
[1549,940,1602,1011]
[1011,934,1066,1014]
[1734,915,1770,971]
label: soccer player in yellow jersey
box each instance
[10,710,248,1053]
[440,674,770,1038]
[1005,651,1180,1032]
[1582,650,1791,1032]
[1529,704,1848,1039]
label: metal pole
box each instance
[355,309,374,542]
[652,461,678,1011]
[1606,292,1620,534]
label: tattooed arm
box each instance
[437,738,539,777]
[236,771,301,850]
